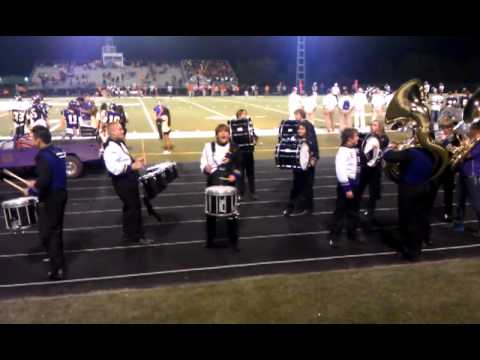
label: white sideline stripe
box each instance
[137,97,158,134]
[63,193,401,215]
[0,219,469,260]
[0,205,451,236]
[3,241,480,288]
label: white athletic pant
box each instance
[354,110,365,129]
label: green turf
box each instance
[2,258,480,323]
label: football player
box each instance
[26,94,49,129]
[11,96,27,139]
[61,100,81,139]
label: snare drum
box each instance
[2,196,38,231]
[139,162,178,198]
[278,120,299,141]
[205,186,238,217]
[229,118,255,147]
[275,140,310,170]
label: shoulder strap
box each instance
[211,141,215,154]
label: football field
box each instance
[0,96,408,163]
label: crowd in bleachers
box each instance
[182,59,237,85]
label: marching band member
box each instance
[331,82,340,101]
[329,128,361,246]
[302,90,318,124]
[153,101,173,154]
[338,89,353,130]
[323,89,338,133]
[357,120,390,222]
[430,87,444,131]
[235,109,258,201]
[353,88,368,130]
[383,140,435,261]
[283,109,319,216]
[452,122,480,236]
[103,122,153,245]
[371,88,385,122]
[200,124,242,251]
[288,87,302,119]
[22,126,68,280]
[429,117,460,224]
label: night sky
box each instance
[0,36,477,84]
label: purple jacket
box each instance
[460,143,480,177]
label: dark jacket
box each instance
[383,147,433,186]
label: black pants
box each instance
[330,184,360,240]
[287,167,315,211]
[428,166,455,217]
[398,183,431,259]
[112,173,145,241]
[238,151,255,196]
[357,165,382,215]
[38,190,67,272]
[206,215,238,246]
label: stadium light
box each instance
[24,77,29,82]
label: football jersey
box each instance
[63,108,81,128]
[80,101,94,121]
[105,110,122,124]
[28,104,48,124]
[339,96,353,111]
[12,109,26,127]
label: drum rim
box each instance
[205,185,237,195]
[2,196,39,208]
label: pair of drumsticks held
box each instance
[1,169,31,195]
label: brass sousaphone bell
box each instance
[384,79,449,183]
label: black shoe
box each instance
[425,239,433,246]
[305,209,314,216]
[232,245,241,253]
[290,209,308,217]
[139,237,154,245]
[48,268,65,281]
[329,239,339,248]
[442,214,453,223]
[283,208,292,217]
[249,193,258,201]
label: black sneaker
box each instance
[205,242,220,249]
[232,245,241,253]
[139,237,154,245]
[442,214,453,223]
[290,209,308,217]
[283,208,292,217]
[249,193,258,201]
[48,268,65,281]
[329,239,339,248]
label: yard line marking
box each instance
[174,97,231,119]
[0,218,469,260]
[137,97,158,134]
[3,240,480,288]
[0,205,450,236]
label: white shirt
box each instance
[430,94,444,111]
[331,85,340,96]
[335,146,359,188]
[353,92,368,111]
[371,93,385,109]
[323,93,338,111]
[338,95,353,112]
[103,140,133,176]
[200,141,231,174]
[288,93,303,113]
[302,95,317,113]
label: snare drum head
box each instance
[205,186,237,196]
[2,196,38,209]
[299,142,310,170]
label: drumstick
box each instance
[218,177,231,181]
[3,169,30,186]
[3,178,26,194]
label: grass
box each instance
[2,257,480,323]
